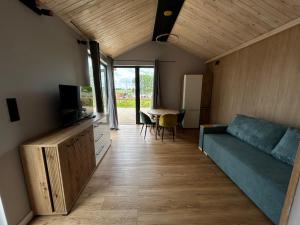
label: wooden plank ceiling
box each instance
[40,0,157,58]
[169,0,300,60]
[40,0,300,60]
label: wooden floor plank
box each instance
[29,125,273,225]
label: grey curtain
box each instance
[106,56,119,129]
[89,41,104,112]
[152,59,161,109]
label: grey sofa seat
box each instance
[203,133,292,224]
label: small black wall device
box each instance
[6,98,20,122]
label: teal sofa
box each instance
[199,114,300,224]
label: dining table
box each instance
[141,108,180,139]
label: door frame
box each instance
[100,63,109,113]
[113,66,154,124]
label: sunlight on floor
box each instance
[117,108,136,124]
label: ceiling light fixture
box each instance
[163,10,173,16]
[155,33,179,43]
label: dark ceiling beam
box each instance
[152,0,185,42]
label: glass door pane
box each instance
[139,67,154,113]
[114,67,136,124]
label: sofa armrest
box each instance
[199,124,228,150]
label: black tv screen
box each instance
[59,85,81,110]
[59,84,81,126]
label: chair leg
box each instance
[161,127,164,142]
[140,124,144,134]
[144,125,148,139]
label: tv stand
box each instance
[20,113,111,215]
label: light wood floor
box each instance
[30,125,273,225]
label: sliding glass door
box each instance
[114,66,154,124]
[114,67,136,124]
[139,67,154,116]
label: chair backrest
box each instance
[140,111,152,124]
[159,114,178,128]
[177,109,186,123]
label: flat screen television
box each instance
[59,84,94,126]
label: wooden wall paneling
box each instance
[200,64,214,124]
[209,25,300,128]
[272,27,300,125]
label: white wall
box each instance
[0,1,88,224]
[114,42,206,109]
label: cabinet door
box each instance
[86,126,96,172]
[57,138,82,212]
[76,128,96,182]
[57,127,96,212]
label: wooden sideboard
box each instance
[20,114,111,215]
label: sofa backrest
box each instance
[227,114,287,154]
[271,127,300,166]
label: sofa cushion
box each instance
[272,128,300,166]
[203,133,292,225]
[227,114,287,154]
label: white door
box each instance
[182,75,202,110]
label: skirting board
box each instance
[17,211,33,225]
[198,147,208,156]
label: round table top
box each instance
[142,108,179,116]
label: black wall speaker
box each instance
[6,98,20,122]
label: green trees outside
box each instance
[116,73,153,108]
[140,74,153,97]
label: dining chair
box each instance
[140,111,156,139]
[159,114,178,141]
[177,109,186,129]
